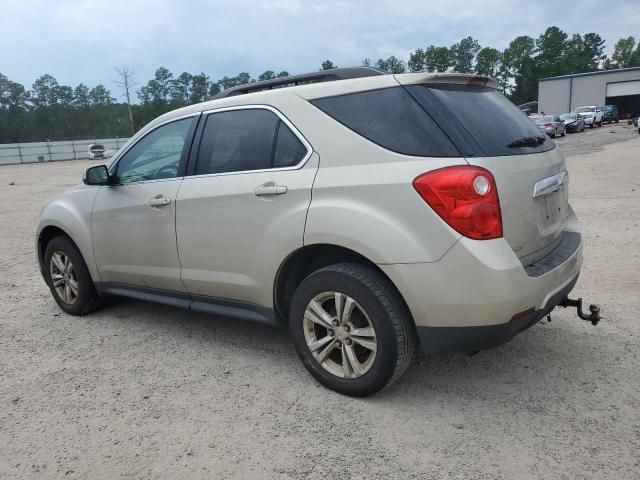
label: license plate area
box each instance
[536,189,567,235]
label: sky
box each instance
[1,0,638,100]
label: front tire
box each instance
[289,263,415,397]
[44,235,101,315]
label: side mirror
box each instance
[104,149,116,159]
[83,165,111,186]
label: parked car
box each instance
[576,105,604,128]
[602,105,619,123]
[36,68,592,396]
[559,113,585,133]
[534,115,565,137]
[87,144,107,159]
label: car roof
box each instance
[148,70,498,128]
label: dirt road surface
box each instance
[1,125,639,479]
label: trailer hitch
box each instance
[559,297,601,325]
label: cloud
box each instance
[1,0,637,97]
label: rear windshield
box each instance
[536,116,554,122]
[576,107,595,113]
[406,84,555,156]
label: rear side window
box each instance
[406,84,556,156]
[311,87,460,157]
[273,122,308,168]
[195,109,308,175]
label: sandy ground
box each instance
[1,124,639,479]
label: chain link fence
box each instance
[0,138,130,166]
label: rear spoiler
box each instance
[394,73,499,90]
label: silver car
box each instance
[559,113,586,133]
[36,69,596,396]
[535,115,565,137]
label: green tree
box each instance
[277,71,290,78]
[408,46,451,72]
[535,26,568,78]
[89,85,114,106]
[564,33,605,72]
[374,56,406,73]
[450,37,481,73]
[218,72,254,90]
[0,73,29,142]
[321,60,337,70]
[475,47,502,77]
[73,84,91,108]
[170,72,193,106]
[609,36,640,68]
[190,73,210,103]
[208,82,221,97]
[503,35,537,104]
[138,67,173,104]
[258,70,276,81]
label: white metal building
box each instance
[538,67,640,116]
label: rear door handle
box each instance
[148,195,172,207]
[254,183,288,197]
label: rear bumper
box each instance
[415,274,577,354]
[379,213,583,349]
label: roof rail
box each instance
[212,67,385,99]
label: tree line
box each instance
[2,27,640,143]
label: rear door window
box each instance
[311,87,460,157]
[195,109,309,175]
[406,84,556,156]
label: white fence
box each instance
[0,138,130,166]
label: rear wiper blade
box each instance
[507,136,546,148]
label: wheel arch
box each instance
[273,243,416,331]
[38,225,78,274]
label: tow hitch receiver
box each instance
[559,297,601,325]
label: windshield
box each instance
[535,116,554,123]
[560,114,576,120]
[576,107,595,113]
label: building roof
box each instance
[540,66,640,82]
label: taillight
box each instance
[544,123,552,127]
[413,166,502,240]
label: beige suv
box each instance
[36,68,591,396]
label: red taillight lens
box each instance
[544,123,552,127]
[413,166,502,240]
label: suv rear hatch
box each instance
[398,75,569,265]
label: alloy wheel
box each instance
[49,251,78,305]
[303,291,377,378]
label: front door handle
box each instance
[254,183,288,197]
[148,195,172,207]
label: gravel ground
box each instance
[1,125,639,479]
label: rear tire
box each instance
[561,128,565,137]
[44,235,101,315]
[289,263,415,397]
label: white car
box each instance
[575,106,603,128]
[87,144,106,159]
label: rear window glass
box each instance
[311,87,460,157]
[406,84,555,156]
[576,106,595,113]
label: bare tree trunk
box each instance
[114,67,136,135]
